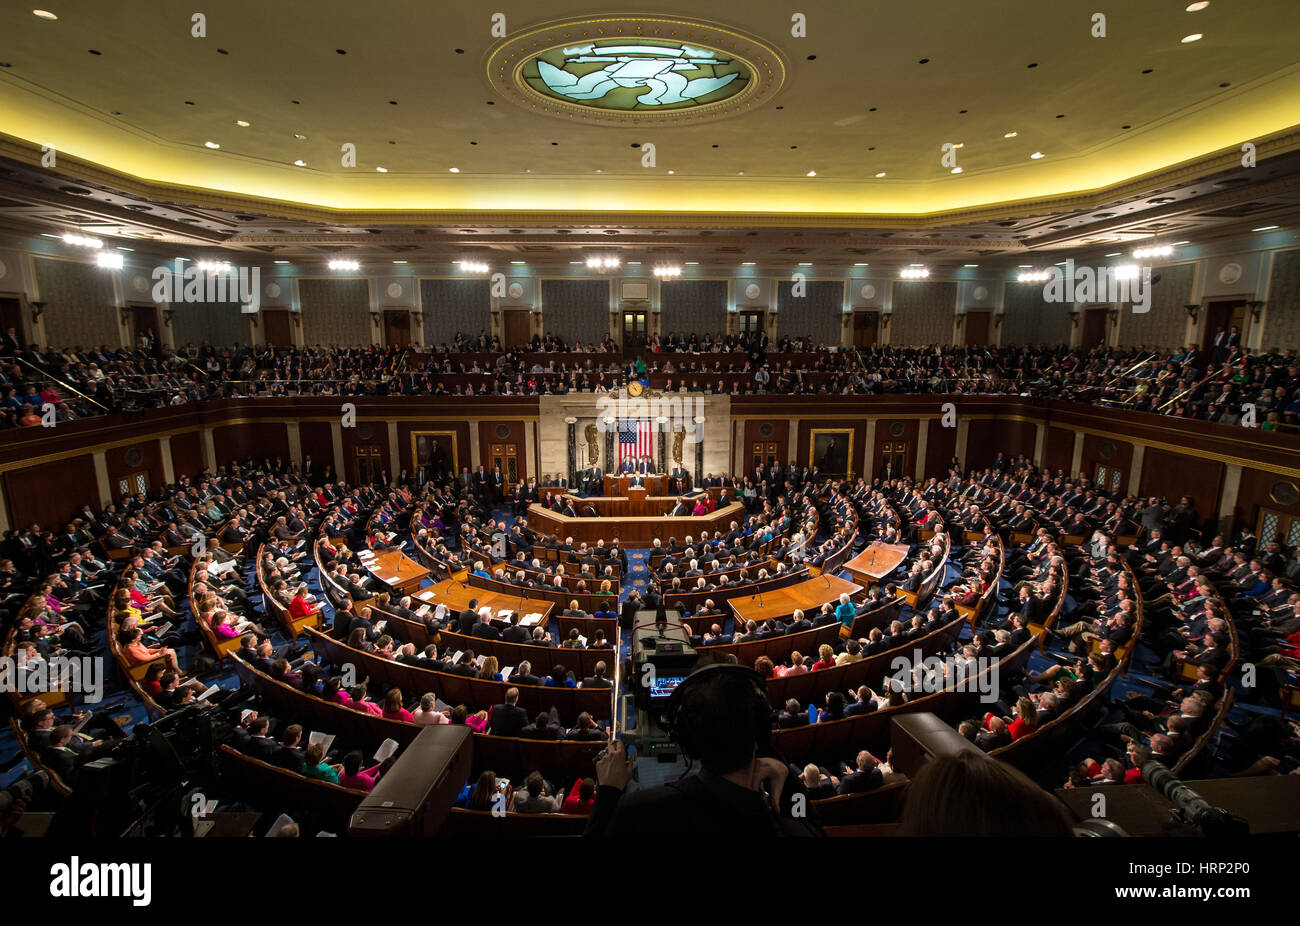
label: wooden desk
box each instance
[527,501,745,546]
[729,575,862,625]
[414,579,556,624]
[358,549,431,597]
[844,542,910,585]
[604,474,667,496]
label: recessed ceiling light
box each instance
[204,141,220,149]
[742,261,756,266]
[853,262,868,266]
[510,260,526,264]
[33,10,57,20]
[1181,33,1203,43]
[1003,131,1018,138]
[950,167,963,174]
[1171,241,1191,246]
[274,260,291,264]
[1029,151,1045,159]
[448,167,460,173]
[806,170,816,176]
[667,170,675,174]
[738,171,744,175]
[235,120,249,127]
[627,261,641,265]
[1186,1,1209,8]
[1251,225,1279,232]
[685,261,698,265]
[964,264,979,267]
[875,171,886,178]
[1104,252,1122,257]
[293,159,306,166]
[375,166,388,172]
[116,246,134,252]
[798,262,813,266]
[392,260,407,264]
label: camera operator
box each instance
[584,665,824,836]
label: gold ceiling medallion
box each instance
[484,16,787,126]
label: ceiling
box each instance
[0,0,1297,269]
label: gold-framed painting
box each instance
[809,428,854,480]
[410,430,460,480]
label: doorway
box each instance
[0,297,28,350]
[127,304,160,351]
[353,445,384,484]
[1201,299,1247,357]
[502,308,531,348]
[261,309,293,348]
[963,310,991,346]
[738,310,766,339]
[852,310,879,348]
[1081,307,1109,348]
[383,310,412,348]
[878,441,908,480]
[622,310,647,356]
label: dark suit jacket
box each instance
[489,703,530,737]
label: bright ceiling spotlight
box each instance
[327,259,360,271]
[1132,245,1174,259]
[899,267,930,279]
[62,233,103,248]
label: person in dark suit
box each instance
[581,661,612,688]
[270,724,307,770]
[775,699,808,728]
[564,712,607,741]
[457,601,480,636]
[502,612,531,644]
[837,751,884,794]
[844,686,878,717]
[39,726,84,784]
[511,660,542,688]
[519,709,562,740]
[488,689,530,737]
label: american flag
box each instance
[618,419,654,466]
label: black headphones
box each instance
[663,663,772,759]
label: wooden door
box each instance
[384,310,411,348]
[353,445,384,484]
[128,304,160,349]
[1202,300,1246,354]
[738,310,766,338]
[262,309,292,348]
[1082,307,1108,347]
[751,441,780,470]
[852,310,879,348]
[502,308,531,348]
[0,297,27,350]
[963,310,990,346]
[488,442,520,488]
[622,311,647,356]
[878,441,908,480]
